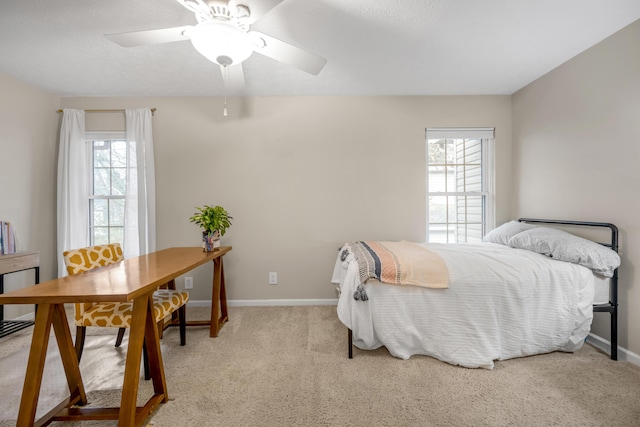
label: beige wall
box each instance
[512,20,640,355]
[0,72,59,319]
[61,95,512,302]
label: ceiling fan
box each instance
[106,0,327,90]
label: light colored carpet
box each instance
[1,305,639,426]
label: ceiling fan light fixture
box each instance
[251,35,266,49]
[190,21,254,66]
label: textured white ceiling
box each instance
[0,0,638,97]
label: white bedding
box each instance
[593,274,610,305]
[332,242,596,369]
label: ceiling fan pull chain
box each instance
[222,64,229,117]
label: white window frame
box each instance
[425,128,495,243]
[85,131,127,247]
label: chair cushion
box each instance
[79,289,189,328]
[153,289,190,318]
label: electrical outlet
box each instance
[184,276,193,289]
[269,272,277,285]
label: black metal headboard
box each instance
[518,218,619,360]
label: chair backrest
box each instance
[63,243,124,275]
[62,243,124,323]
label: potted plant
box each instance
[189,205,233,252]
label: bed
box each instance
[331,219,620,369]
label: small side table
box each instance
[0,251,39,338]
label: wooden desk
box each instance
[0,246,231,426]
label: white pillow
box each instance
[508,227,621,277]
[482,221,538,246]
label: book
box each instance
[0,221,17,255]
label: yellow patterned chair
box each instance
[63,243,190,365]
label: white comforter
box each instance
[332,242,595,369]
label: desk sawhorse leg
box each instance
[16,295,169,427]
[166,255,229,338]
[17,303,87,426]
[209,256,228,337]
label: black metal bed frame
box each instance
[518,218,619,360]
[346,218,620,361]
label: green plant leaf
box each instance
[189,205,233,236]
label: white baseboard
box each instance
[586,333,640,366]
[11,299,339,319]
[187,299,338,308]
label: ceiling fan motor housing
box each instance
[179,0,251,30]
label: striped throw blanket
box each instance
[346,241,449,300]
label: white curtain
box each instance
[124,108,156,259]
[57,109,88,276]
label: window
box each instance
[426,128,494,243]
[87,133,126,247]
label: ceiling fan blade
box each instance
[249,31,326,75]
[239,0,284,25]
[106,26,193,47]
[220,63,246,90]
[176,0,210,15]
